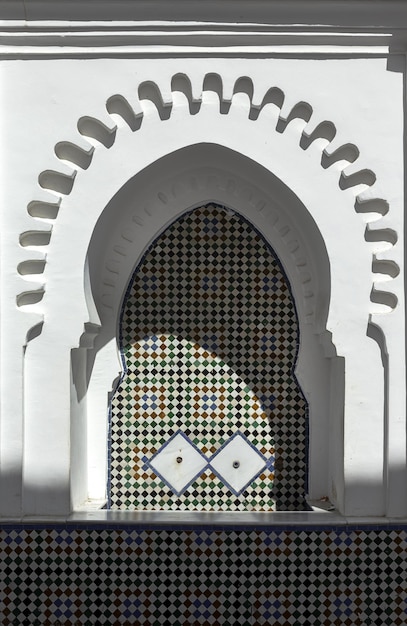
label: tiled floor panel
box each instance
[1,527,406,625]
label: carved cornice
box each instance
[0,1,406,59]
[0,25,395,58]
[2,1,407,30]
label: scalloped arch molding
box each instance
[18,72,398,326]
[18,70,401,516]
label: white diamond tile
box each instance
[209,433,266,495]
[149,432,208,495]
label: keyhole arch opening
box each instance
[109,203,308,511]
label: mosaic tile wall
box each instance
[1,525,406,625]
[110,205,307,511]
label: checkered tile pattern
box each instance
[110,205,307,510]
[1,526,406,625]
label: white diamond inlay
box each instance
[209,433,267,495]
[149,432,208,495]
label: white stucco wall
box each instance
[0,10,405,517]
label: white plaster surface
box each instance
[0,27,404,518]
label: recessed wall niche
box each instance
[83,145,335,515]
[109,204,308,511]
[19,115,393,517]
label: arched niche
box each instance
[22,129,387,517]
[110,203,308,512]
[16,66,394,517]
[82,144,338,511]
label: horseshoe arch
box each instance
[20,73,392,516]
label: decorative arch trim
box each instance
[81,150,334,506]
[91,153,323,333]
[18,72,397,338]
[18,73,393,517]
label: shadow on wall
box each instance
[109,204,309,512]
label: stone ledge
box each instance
[2,510,407,530]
